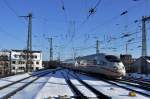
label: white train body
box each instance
[64,53,126,78]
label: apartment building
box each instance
[0,49,43,74]
[11,50,43,73]
[0,51,11,76]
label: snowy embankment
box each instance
[126,73,150,81]
[0,73,30,87]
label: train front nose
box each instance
[119,69,126,76]
[114,63,126,77]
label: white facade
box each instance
[11,50,43,73]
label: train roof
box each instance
[76,53,106,60]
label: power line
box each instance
[83,0,147,35]
[3,0,26,25]
[3,0,18,17]
[0,25,24,43]
[60,0,68,23]
[81,0,102,25]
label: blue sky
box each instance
[0,0,150,60]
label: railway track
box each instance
[60,70,111,98]
[70,69,150,98]
[0,68,149,98]
[61,72,88,99]
[0,70,51,90]
[94,77,150,98]
[115,78,150,91]
[0,69,59,99]
[70,72,111,99]
[122,77,150,86]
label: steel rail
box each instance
[71,70,150,98]
[0,69,60,90]
[70,72,111,99]
[95,77,150,98]
[2,71,51,99]
[61,72,88,99]
[115,79,150,91]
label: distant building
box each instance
[120,54,134,73]
[0,51,11,76]
[42,61,49,68]
[11,50,43,73]
[132,56,150,74]
[0,49,43,74]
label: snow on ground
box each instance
[63,70,97,98]
[70,79,96,98]
[73,72,149,99]
[0,73,30,87]
[0,76,37,98]
[108,80,150,95]
[0,69,149,99]
[127,73,150,81]
[11,72,52,99]
[35,69,74,99]
[0,69,51,88]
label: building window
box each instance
[36,61,39,65]
[34,56,37,59]
[22,61,25,64]
[30,55,33,59]
[22,55,25,59]
[12,61,16,64]
[36,67,39,70]
[19,67,25,70]
[14,55,17,58]
[13,67,15,70]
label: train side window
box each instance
[98,61,106,65]
[93,60,97,65]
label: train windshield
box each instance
[105,55,121,62]
[144,56,150,60]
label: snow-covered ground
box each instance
[69,71,150,99]
[64,70,97,98]
[0,69,149,99]
[0,73,30,87]
[127,73,150,81]
[35,70,74,99]
[11,73,52,99]
[0,76,37,98]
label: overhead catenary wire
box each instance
[0,24,25,43]
[81,0,102,25]
[60,0,68,22]
[3,0,26,25]
[98,24,150,53]
[59,0,75,50]
[83,0,147,36]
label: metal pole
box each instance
[141,16,150,74]
[26,13,32,72]
[49,37,53,61]
[9,51,11,75]
[96,40,99,54]
[126,43,128,54]
[142,16,147,57]
[29,13,32,72]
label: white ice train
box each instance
[63,53,126,78]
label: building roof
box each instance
[11,49,41,53]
